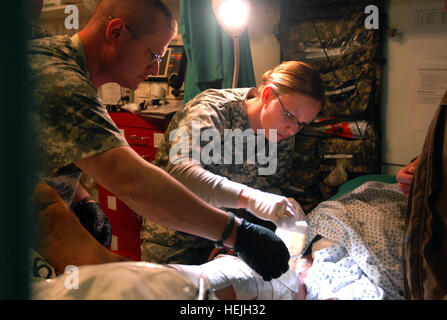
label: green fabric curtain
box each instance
[180,0,256,103]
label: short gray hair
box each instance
[93,0,175,35]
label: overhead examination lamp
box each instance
[212,0,251,88]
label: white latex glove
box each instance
[245,189,306,230]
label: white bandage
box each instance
[170,255,300,300]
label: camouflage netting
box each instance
[278,0,385,212]
[320,62,382,117]
[278,0,384,72]
[280,11,381,72]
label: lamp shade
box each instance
[212,0,251,38]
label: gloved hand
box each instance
[244,189,306,231]
[73,199,112,247]
[234,218,290,281]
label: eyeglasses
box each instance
[272,90,309,128]
[108,16,162,66]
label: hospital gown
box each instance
[302,181,407,300]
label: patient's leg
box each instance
[33,183,128,274]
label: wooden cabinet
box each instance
[98,112,169,261]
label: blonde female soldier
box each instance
[141,61,324,265]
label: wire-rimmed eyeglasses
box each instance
[108,16,162,66]
[272,89,309,128]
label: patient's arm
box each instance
[212,256,313,300]
[214,286,238,300]
[171,255,313,300]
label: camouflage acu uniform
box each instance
[141,88,295,265]
[29,23,53,40]
[27,34,128,279]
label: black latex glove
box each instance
[73,200,112,247]
[234,218,290,281]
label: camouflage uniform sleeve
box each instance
[154,89,233,169]
[31,62,128,177]
[29,23,53,40]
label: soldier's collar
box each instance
[70,33,90,80]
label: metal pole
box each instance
[232,37,240,88]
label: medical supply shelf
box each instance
[278,0,386,213]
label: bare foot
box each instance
[33,183,128,274]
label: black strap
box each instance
[215,212,235,249]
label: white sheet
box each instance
[31,262,198,300]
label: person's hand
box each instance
[396,157,419,197]
[243,189,306,230]
[233,219,290,281]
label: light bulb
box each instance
[218,0,249,29]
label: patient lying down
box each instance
[187,176,407,300]
[31,181,407,300]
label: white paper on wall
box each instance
[409,61,447,131]
[410,0,447,32]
